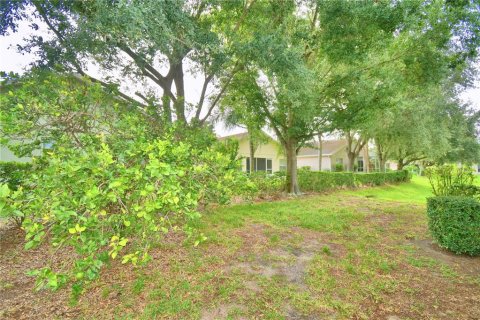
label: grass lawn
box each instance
[1,177,479,319]
[343,175,433,204]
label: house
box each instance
[219,132,284,173]
[297,140,370,172]
[220,132,371,173]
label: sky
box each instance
[1,17,479,138]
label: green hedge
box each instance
[427,196,480,256]
[354,170,411,186]
[0,161,32,190]
[298,171,354,192]
[298,170,410,192]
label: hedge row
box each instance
[427,196,480,256]
[298,170,411,192]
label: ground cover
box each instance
[1,177,479,319]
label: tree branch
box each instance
[119,45,178,102]
[199,63,240,124]
[195,73,214,120]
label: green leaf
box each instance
[108,180,122,189]
[25,240,35,250]
[0,184,10,198]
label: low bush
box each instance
[425,164,475,196]
[298,171,355,192]
[298,170,410,192]
[427,196,480,256]
[1,132,243,293]
[354,172,386,186]
[355,170,411,186]
[248,172,284,198]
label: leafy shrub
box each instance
[355,172,386,186]
[448,184,480,199]
[248,172,284,198]
[334,163,344,172]
[0,161,32,190]
[298,171,355,192]
[427,196,480,256]
[425,164,475,196]
[4,133,241,293]
[298,170,410,192]
[355,170,411,186]
[0,162,35,227]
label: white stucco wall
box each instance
[237,138,284,172]
[297,155,331,171]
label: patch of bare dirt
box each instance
[200,303,247,320]
[412,239,480,276]
[227,224,341,289]
[0,225,81,320]
[367,259,480,320]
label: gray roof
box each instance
[297,140,347,156]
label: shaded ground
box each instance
[1,181,480,319]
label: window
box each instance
[357,156,364,172]
[257,158,266,171]
[336,158,343,165]
[279,159,287,171]
[246,157,273,173]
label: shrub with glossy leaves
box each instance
[7,132,242,293]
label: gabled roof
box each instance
[218,131,276,142]
[297,139,347,157]
[218,132,250,141]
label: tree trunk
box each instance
[161,78,174,123]
[347,153,356,172]
[249,138,255,173]
[172,61,187,123]
[375,138,387,172]
[364,146,370,172]
[318,133,322,171]
[345,131,355,172]
[285,138,301,194]
[397,159,405,171]
[379,158,386,172]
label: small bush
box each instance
[334,163,344,172]
[425,165,475,196]
[248,172,284,198]
[427,196,480,256]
